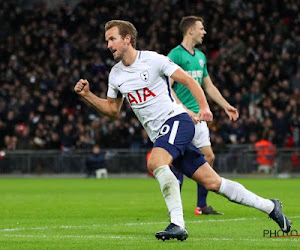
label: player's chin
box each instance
[113,53,121,62]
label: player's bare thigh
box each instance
[147,147,173,172]
[191,162,222,191]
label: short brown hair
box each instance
[105,20,138,48]
[180,16,204,36]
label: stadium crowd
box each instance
[1,0,300,152]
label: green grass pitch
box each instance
[0,177,299,249]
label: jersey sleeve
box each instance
[157,53,180,77]
[107,69,122,98]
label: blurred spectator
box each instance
[86,144,106,178]
[290,68,300,90]
[0,119,7,149]
[211,134,227,153]
[4,135,17,150]
[270,110,290,146]
[16,125,33,149]
[261,118,274,141]
[290,113,300,147]
[46,131,61,149]
[0,0,300,150]
[60,123,76,152]
[255,136,276,174]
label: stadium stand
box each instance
[0,0,300,156]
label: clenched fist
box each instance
[74,79,90,97]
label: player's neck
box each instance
[122,47,138,66]
[181,38,195,54]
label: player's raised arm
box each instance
[74,79,124,119]
[170,68,213,122]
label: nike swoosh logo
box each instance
[118,82,125,87]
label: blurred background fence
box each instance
[1,146,299,176]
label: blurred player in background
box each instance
[168,16,239,216]
[74,20,291,241]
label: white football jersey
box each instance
[107,50,186,142]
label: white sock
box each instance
[218,178,274,214]
[153,165,185,228]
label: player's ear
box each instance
[188,26,194,36]
[124,34,131,45]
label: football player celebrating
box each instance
[74,20,291,241]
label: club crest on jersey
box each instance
[140,71,149,82]
[199,59,204,67]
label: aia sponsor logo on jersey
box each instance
[127,87,156,104]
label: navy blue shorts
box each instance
[153,113,207,178]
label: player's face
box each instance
[192,21,206,45]
[105,26,129,61]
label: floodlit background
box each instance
[1,0,300,176]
